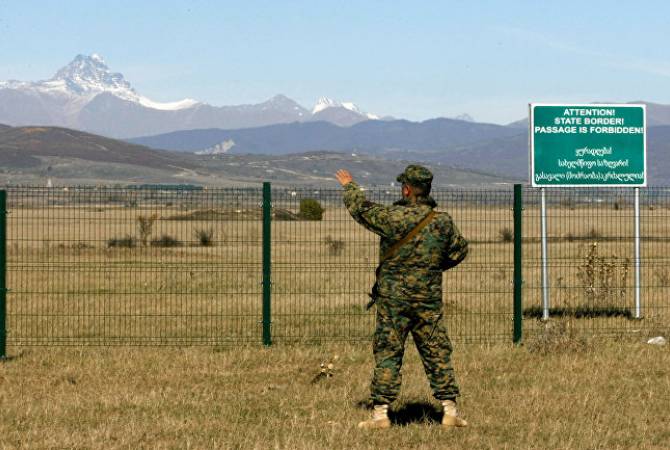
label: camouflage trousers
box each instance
[370,296,460,405]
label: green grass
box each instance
[1,340,669,449]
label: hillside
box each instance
[129,119,670,185]
[0,125,515,186]
[193,152,516,186]
[0,126,195,170]
[129,118,524,154]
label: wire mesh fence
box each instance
[269,187,514,343]
[2,185,669,346]
[522,187,670,340]
[5,186,263,345]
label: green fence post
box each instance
[513,184,523,345]
[262,182,272,346]
[0,191,6,358]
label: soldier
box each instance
[335,165,469,429]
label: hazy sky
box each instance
[1,0,668,124]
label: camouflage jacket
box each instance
[343,182,468,302]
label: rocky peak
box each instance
[51,54,133,95]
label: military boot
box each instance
[441,400,468,427]
[357,404,391,429]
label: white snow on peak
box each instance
[312,97,340,114]
[312,97,379,120]
[137,96,200,111]
[341,102,361,113]
[0,54,200,111]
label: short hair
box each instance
[409,183,431,197]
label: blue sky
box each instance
[1,0,668,124]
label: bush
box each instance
[299,198,324,221]
[194,228,215,246]
[136,214,158,246]
[324,236,345,256]
[498,227,513,242]
[150,235,182,247]
[576,243,629,310]
[107,235,136,248]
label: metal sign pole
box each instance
[540,187,550,320]
[634,187,641,319]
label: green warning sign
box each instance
[530,104,646,187]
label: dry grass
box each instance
[5,203,670,344]
[1,342,669,449]
[2,199,670,448]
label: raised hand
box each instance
[335,169,354,187]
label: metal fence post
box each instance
[262,182,272,346]
[513,184,523,345]
[0,191,6,358]
[634,187,642,319]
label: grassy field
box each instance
[1,340,669,449]
[2,189,670,448]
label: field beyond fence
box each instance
[2,185,670,347]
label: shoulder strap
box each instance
[380,210,436,262]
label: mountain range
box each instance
[0,124,513,186]
[128,115,670,185]
[0,54,382,138]
[129,118,523,155]
[4,53,670,185]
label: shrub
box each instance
[194,228,215,246]
[150,235,182,247]
[324,236,345,256]
[498,227,513,242]
[576,243,629,310]
[137,214,158,246]
[107,235,136,248]
[299,198,324,221]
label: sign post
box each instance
[530,103,646,320]
[540,187,549,320]
[634,188,641,318]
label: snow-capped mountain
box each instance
[0,54,383,137]
[0,54,199,112]
[313,97,379,118]
[311,97,379,126]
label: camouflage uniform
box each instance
[343,165,468,405]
